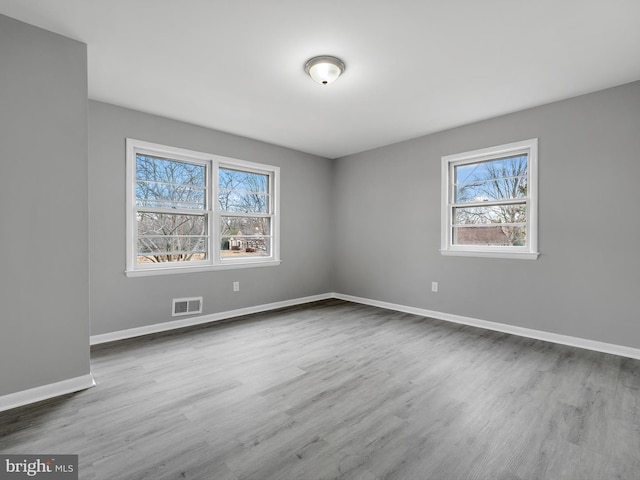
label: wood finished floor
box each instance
[1,299,640,479]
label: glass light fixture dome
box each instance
[304,56,346,85]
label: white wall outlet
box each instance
[233,281,240,292]
[431,282,439,293]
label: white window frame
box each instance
[441,138,539,260]
[126,139,280,276]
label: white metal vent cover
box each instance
[172,297,203,317]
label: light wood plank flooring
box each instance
[1,299,640,479]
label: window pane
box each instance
[219,168,269,213]
[220,216,271,257]
[218,191,268,213]
[137,236,208,263]
[136,154,206,209]
[220,236,271,258]
[453,204,526,226]
[137,212,208,263]
[454,154,527,204]
[220,216,270,236]
[137,212,207,236]
[453,225,527,247]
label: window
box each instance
[126,139,280,276]
[441,138,539,259]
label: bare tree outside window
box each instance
[218,168,271,257]
[126,139,280,274]
[135,155,208,263]
[441,138,538,259]
[453,154,528,246]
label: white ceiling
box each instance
[2,1,639,159]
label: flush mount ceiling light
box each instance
[304,56,346,85]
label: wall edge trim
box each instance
[92,291,640,360]
[0,373,96,413]
[333,293,640,360]
[90,293,333,345]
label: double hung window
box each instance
[441,138,539,259]
[126,139,280,275]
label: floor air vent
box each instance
[172,297,203,317]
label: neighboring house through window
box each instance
[126,139,280,276]
[441,138,539,259]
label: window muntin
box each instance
[441,139,538,259]
[126,139,280,275]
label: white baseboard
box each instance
[91,290,640,360]
[0,373,96,413]
[10,292,632,414]
[333,293,640,360]
[90,293,333,345]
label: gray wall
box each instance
[0,15,90,395]
[3,12,637,407]
[4,12,638,400]
[333,81,640,349]
[89,101,333,335]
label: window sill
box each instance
[440,250,539,260]
[126,259,282,277]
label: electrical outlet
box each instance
[233,281,240,292]
[431,282,439,293]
